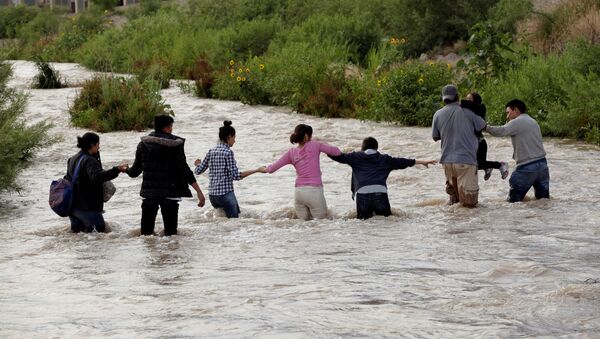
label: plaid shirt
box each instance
[195,143,241,196]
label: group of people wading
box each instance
[62,84,550,235]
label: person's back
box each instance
[282,140,336,187]
[127,115,204,236]
[329,137,435,219]
[132,131,194,199]
[432,102,482,166]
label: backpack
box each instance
[49,155,86,217]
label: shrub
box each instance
[356,61,453,126]
[0,61,52,192]
[0,5,39,39]
[133,59,173,89]
[32,58,65,89]
[69,76,173,132]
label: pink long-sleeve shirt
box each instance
[266,140,341,187]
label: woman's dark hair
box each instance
[76,132,99,151]
[469,92,483,105]
[290,124,313,144]
[219,120,236,142]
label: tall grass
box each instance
[0,61,53,192]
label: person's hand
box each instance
[257,166,267,173]
[117,163,129,172]
[417,160,437,168]
[197,190,206,207]
[194,158,202,167]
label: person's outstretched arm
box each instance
[318,142,342,156]
[191,182,205,207]
[266,150,292,174]
[415,159,437,167]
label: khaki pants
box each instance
[443,163,479,207]
[294,186,328,220]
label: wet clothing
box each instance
[267,140,340,220]
[329,150,415,197]
[443,163,479,207]
[486,114,546,167]
[294,186,328,220]
[486,114,549,202]
[432,102,486,166]
[209,191,241,218]
[66,151,119,233]
[356,193,392,219]
[195,142,241,196]
[127,132,196,199]
[127,131,197,235]
[329,150,416,219]
[267,140,341,187]
[509,158,550,202]
[66,151,120,212]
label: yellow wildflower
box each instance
[230,73,235,78]
[259,64,265,70]
[400,38,406,44]
[428,61,434,66]
[377,80,382,87]
[238,68,243,73]
[236,76,242,81]
[241,77,246,81]
[245,68,250,73]
[447,63,452,69]
[417,77,424,85]
[229,60,235,66]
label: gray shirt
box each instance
[486,114,546,166]
[432,102,486,166]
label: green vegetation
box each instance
[69,76,173,132]
[0,61,53,192]
[1,0,599,144]
[32,58,65,89]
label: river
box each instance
[1,61,599,337]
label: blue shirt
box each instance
[195,143,241,196]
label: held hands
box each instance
[194,158,202,167]
[256,166,267,173]
[117,163,129,172]
[416,159,437,168]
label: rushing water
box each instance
[1,61,599,338]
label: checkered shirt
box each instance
[194,143,241,196]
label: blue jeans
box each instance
[209,192,240,218]
[69,209,105,233]
[356,193,391,219]
[508,158,550,202]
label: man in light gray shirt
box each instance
[486,99,549,202]
[432,84,487,207]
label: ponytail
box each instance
[76,132,99,151]
[290,124,313,144]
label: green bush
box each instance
[32,58,66,89]
[356,61,453,126]
[69,76,173,132]
[0,61,52,192]
[481,41,600,144]
[0,5,39,39]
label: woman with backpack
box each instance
[66,132,128,233]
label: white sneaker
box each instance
[499,162,509,180]
[484,168,493,181]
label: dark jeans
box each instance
[69,208,105,233]
[209,191,240,218]
[356,192,391,219]
[508,158,550,202]
[477,139,501,170]
[141,198,179,236]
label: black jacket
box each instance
[461,100,487,138]
[329,151,415,198]
[66,151,120,212]
[127,131,196,198]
